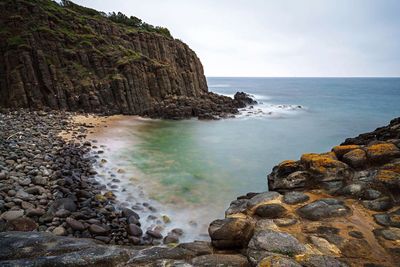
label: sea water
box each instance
[94,77,400,241]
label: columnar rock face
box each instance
[0,0,213,116]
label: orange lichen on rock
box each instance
[375,170,400,186]
[342,148,367,168]
[332,145,360,158]
[381,162,400,173]
[365,143,400,163]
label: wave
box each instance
[209,84,231,88]
[236,103,306,119]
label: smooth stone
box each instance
[26,208,45,217]
[122,208,140,220]
[283,191,310,205]
[342,149,367,168]
[54,209,71,218]
[52,226,67,236]
[89,224,109,235]
[0,210,24,221]
[255,204,287,219]
[146,229,162,239]
[65,217,86,231]
[19,178,32,186]
[127,224,143,237]
[163,234,179,244]
[225,199,249,216]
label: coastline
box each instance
[1,110,399,266]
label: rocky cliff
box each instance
[0,0,241,118]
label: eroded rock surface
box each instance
[210,117,400,267]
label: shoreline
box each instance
[0,110,399,266]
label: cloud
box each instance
[73,0,400,77]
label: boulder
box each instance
[127,224,143,237]
[297,198,351,221]
[365,143,400,163]
[0,210,24,221]
[332,145,360,159]
[300,153,351,181]
[209,217,255,249]
[342,149,367,168]
[66,217,86,231]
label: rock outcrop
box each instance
[0,0,248,119]
[209,117,400,267]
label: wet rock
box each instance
[297,198,351,220]
[283,192,310,205]
[65,217,86,231]
[255,204,287,219]
[146,229,163,239]
[122,208,140,220]
[0,231,131,266]
[163,234,179,244]
[127,224,143,237]
[209,217,255,249]
[191,254,250,267]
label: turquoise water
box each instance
[106,78,399,235]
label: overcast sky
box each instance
[73,0,400,77]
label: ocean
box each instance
[93,77,400,241]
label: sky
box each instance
[72,0,400,77]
